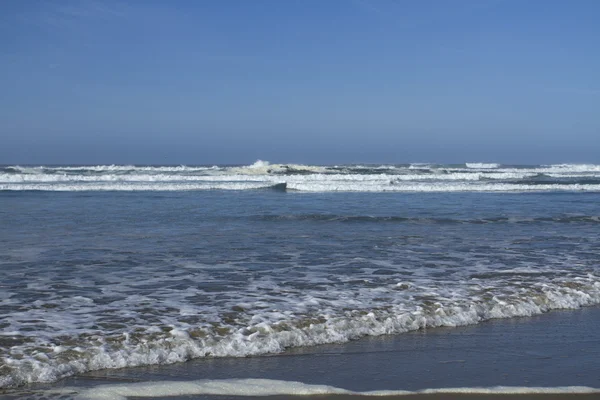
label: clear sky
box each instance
[1,0,599,165]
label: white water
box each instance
[465,162,500,169]
[45,378,600,400]
[2,168,599,389]
[2,276,600,388]
[2,161,600,192]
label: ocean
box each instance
[1,161,600,398]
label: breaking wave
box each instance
[2,275,600,388]
[2,161,600,192]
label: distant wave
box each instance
[0,182,287,192]
[465,162,500,169]
[2,161,600,192]
[0,165,221,174]
[544,163,600,172]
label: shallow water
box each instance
[1,163,600,388]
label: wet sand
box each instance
[3,306,600,399]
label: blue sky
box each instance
[1,0,599,165]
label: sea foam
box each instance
[42,379,600,400]
[2,278,600,388]
[2,161,600,192]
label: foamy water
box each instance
[42,378,600,400]
[1,163,600,389]
[3,161,600,192]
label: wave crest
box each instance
[2,278,600,388]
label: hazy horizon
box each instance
[2,1,599,165]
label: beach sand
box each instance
[3,306,600,399]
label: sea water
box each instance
[1,161,600,389]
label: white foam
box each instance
[229,160,327,175]
[465,163,500,169]
[0,181,283,191]
[284,181,600,192]
[544,163,600,172]
[3,278,600,388]
[3,178,600,192]
[3,162,600,192]
[15,165,220,173]
[46,378,600,400]
[409,163,434,169]
[247,159,270,169]
[0,173,269,183]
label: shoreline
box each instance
[3,306,600,399]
